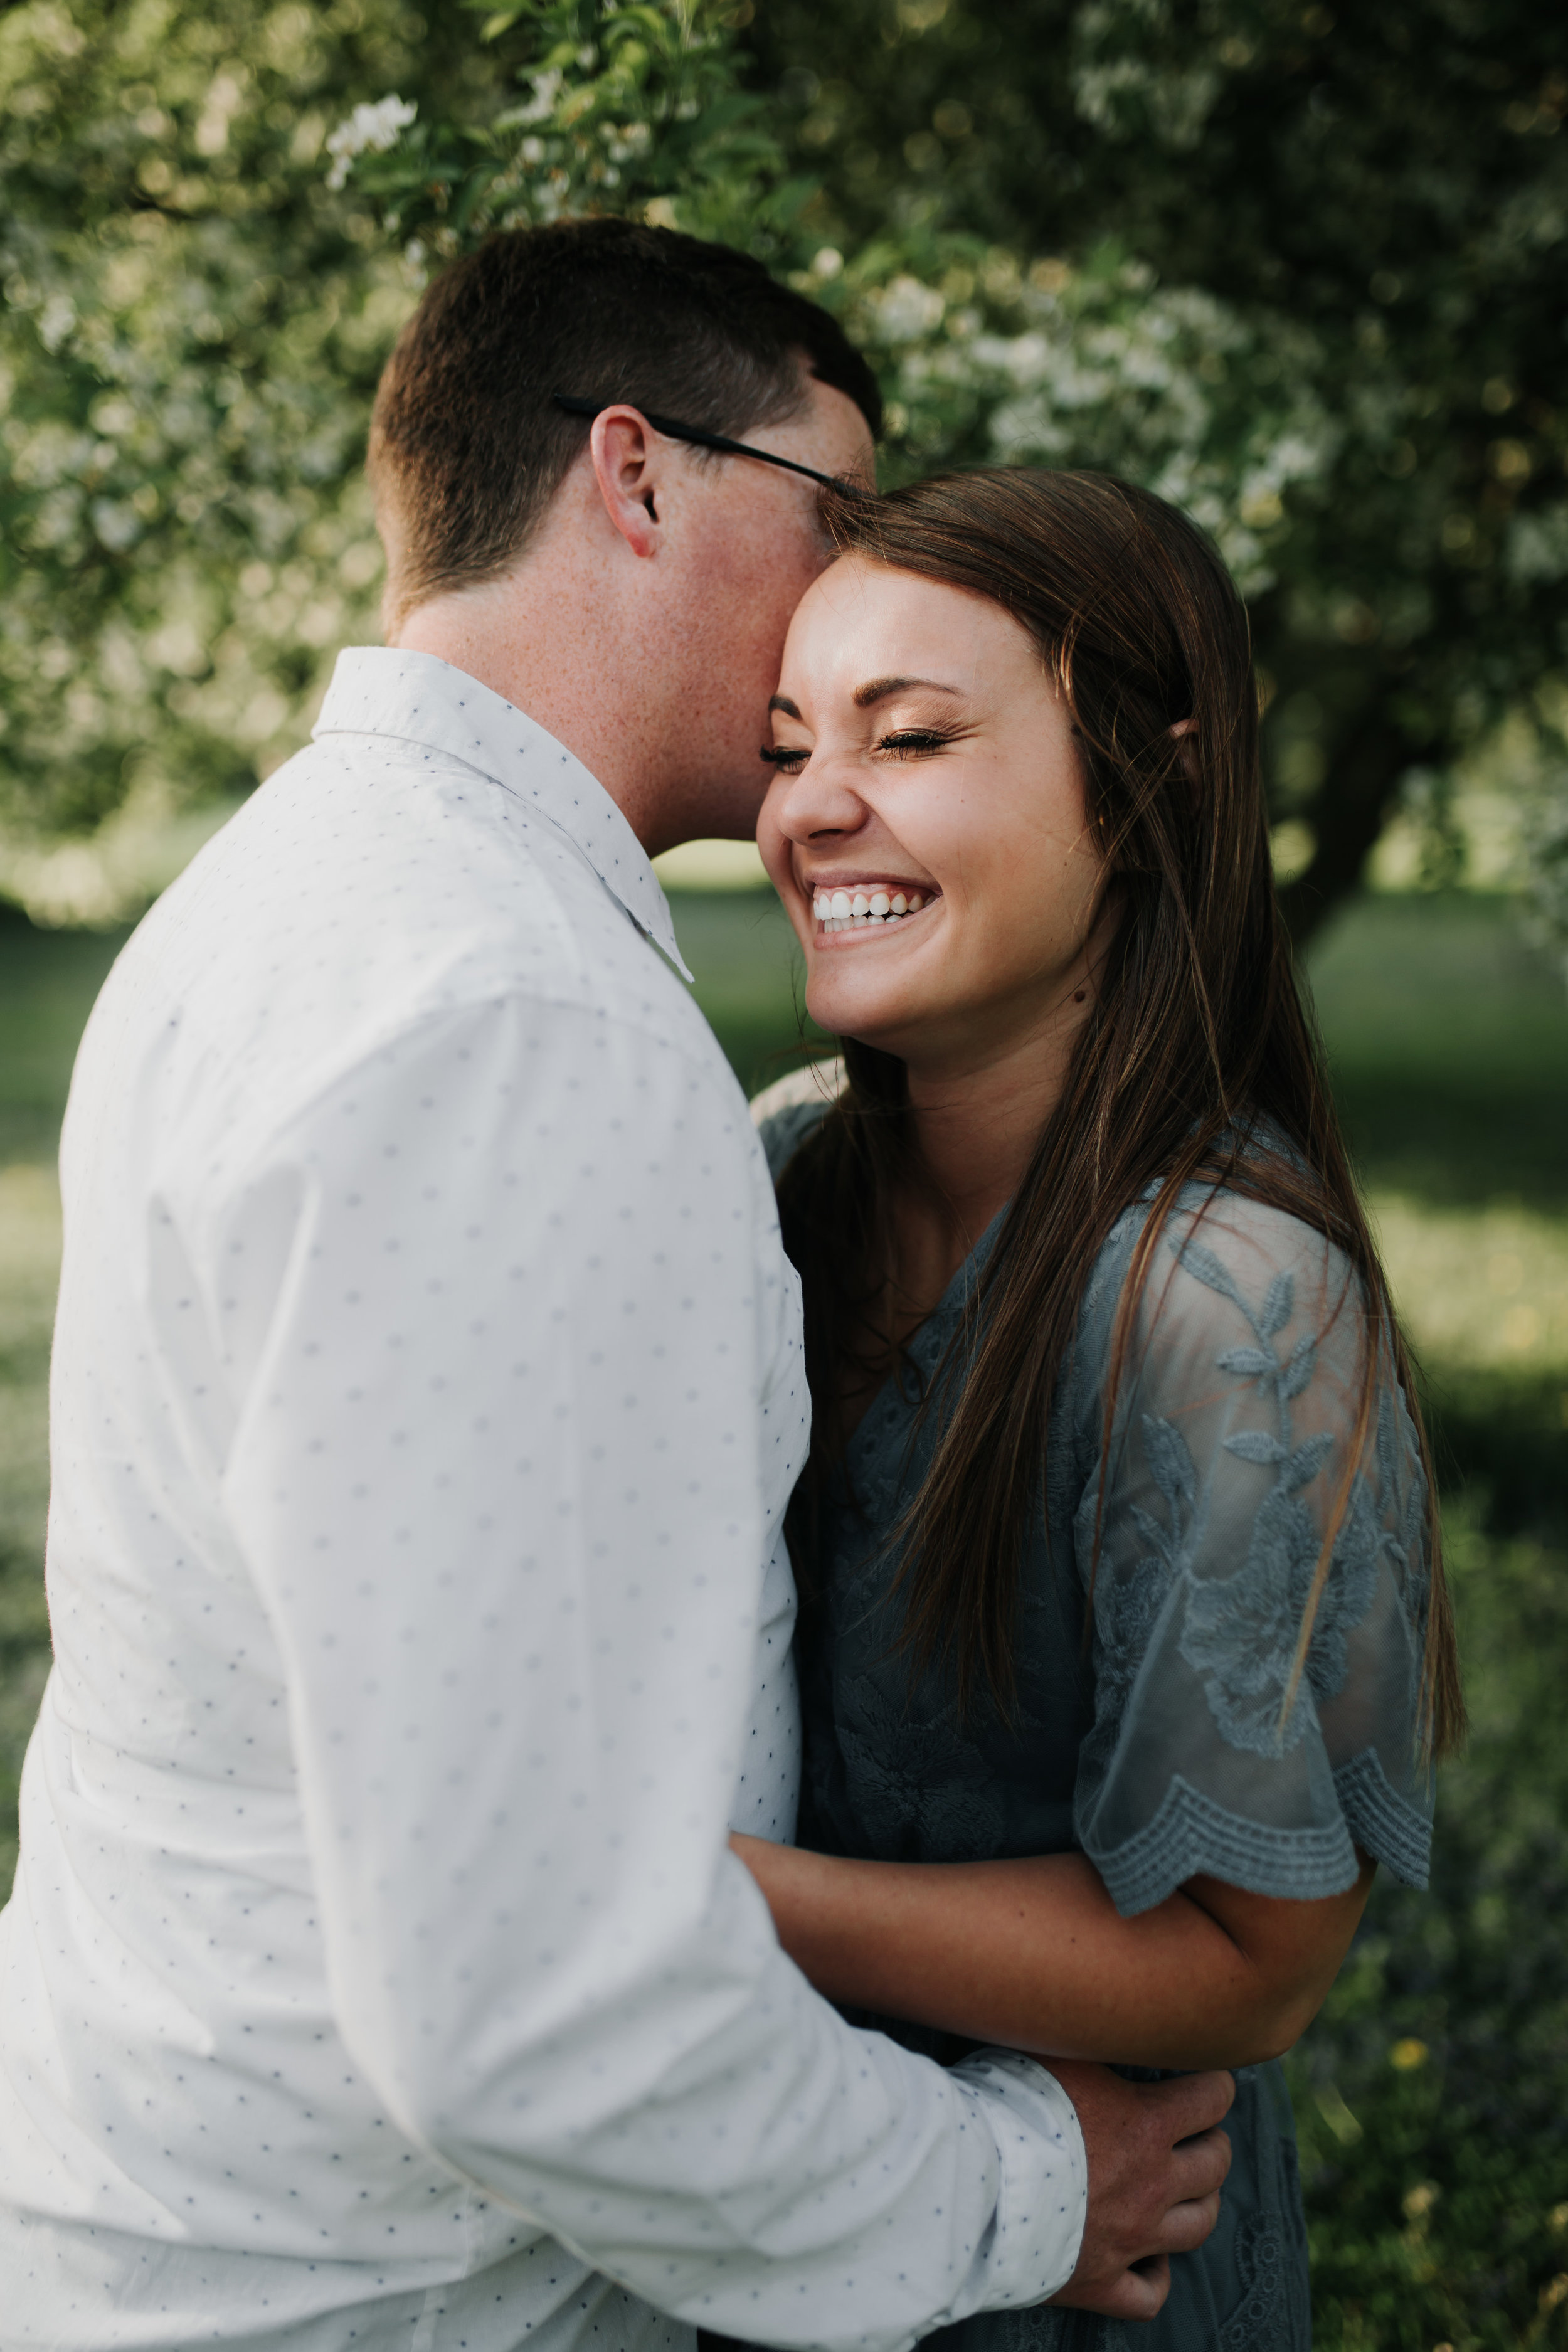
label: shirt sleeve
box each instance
[1071,1191,1434,1918]
[206,992,1086,2349]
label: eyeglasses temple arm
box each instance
[551,392,866,495]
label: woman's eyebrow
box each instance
[852,676,962,708]
[768,694,802,718]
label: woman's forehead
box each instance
[782,558,1036,692]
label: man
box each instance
[0,220,1231,2349]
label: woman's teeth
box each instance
[812,886,929,933]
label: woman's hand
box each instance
[731,1832,1375,2071]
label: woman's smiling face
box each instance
[758,556,1109,1073]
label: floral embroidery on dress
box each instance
[830,1672,1005,1862]
[1121,1235,1385,1759]
[1377,1381,1430,1651]
[1076,1545,1168,1783]
[1217,2210,1290,2351]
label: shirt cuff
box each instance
[948,2048,1088,2316]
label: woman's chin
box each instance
[804,978,921,1059]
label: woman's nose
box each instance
[769,753,868,844]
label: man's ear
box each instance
[588,406,665,559]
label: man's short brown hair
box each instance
[369,217,882,622]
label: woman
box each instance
[736,469,1461,2348]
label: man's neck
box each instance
[391,549,670,851]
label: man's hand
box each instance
[1044,2060,1234,2319]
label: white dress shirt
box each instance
[0,650,1086,2351]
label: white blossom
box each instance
[90,499,141,552]
[507,68,563,127]
[871,274,946,346]
[1507,503,1568,587]
[324,95,417,191]
[38,294,75,352]
[602,120,651,163]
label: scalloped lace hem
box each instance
[1334,1743,1433,1887]
[1085,1754,1431,1917]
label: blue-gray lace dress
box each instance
[760,1103,1434,2352]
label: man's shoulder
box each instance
[170,730,685,1004]
[84,731,721,1183]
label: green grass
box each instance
[1285,1496,1568,2348]
[0,911,130,1165]
[1,885,1566,2346]
[1310,891,1568,1215]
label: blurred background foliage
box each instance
[1,0,1566,944]
[751,0,1568,940]
[3,4,1568,2345]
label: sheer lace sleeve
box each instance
[1071,1192,1433,1917]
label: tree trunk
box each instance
[1277,716,1412,950]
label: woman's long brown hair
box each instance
[776,467,1464,1760]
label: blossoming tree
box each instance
[1,0,1564,958]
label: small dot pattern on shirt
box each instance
[0,647,1086,2351]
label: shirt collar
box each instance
[314,647,694,982]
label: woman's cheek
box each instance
[755,796,795,902]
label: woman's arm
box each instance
[732,1835,1375,2071]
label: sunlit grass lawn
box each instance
[1,887,1566,2346]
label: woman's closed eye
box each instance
[759,728,958,771]
[876,728,956,760]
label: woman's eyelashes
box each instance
[876,728,955,760]
[758,726,958,771]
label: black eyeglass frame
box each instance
[553,392,867,497]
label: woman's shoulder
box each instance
[1162,1184,1357,1323]
[1062,1175,1373,1447]
[1089,1173,1361,1350]
[750,1058,846,1186]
